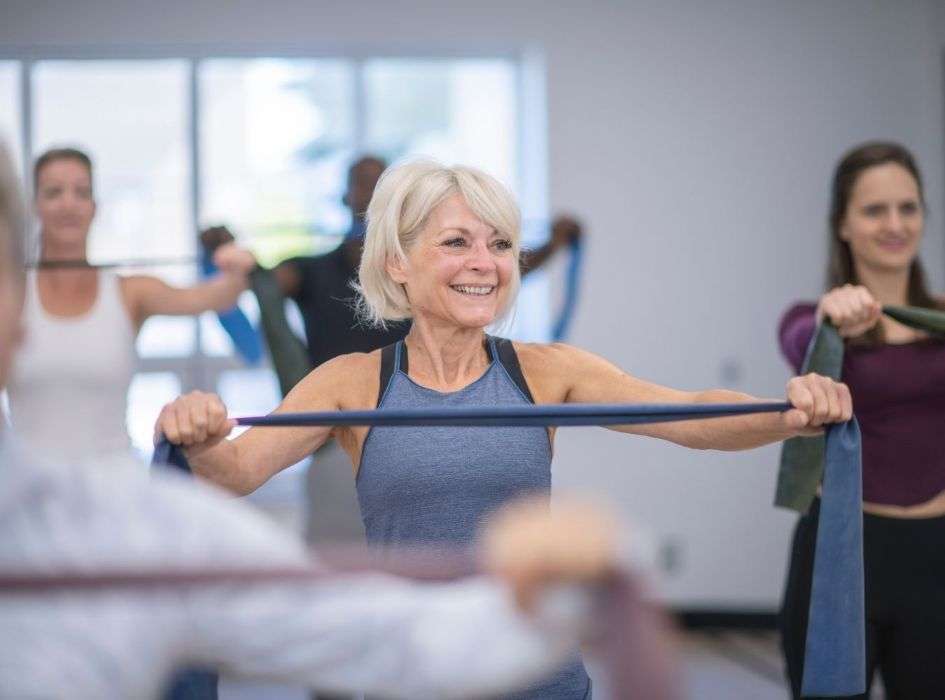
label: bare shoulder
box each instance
[513,341,601,371]
[285,349,382,411]
[513,341,581,368]
[320,349,381,380]
[118,274,164,320]
[511,342,590,403]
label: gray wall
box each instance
[4,0,943,607]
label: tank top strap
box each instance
[488,335,536,404]
[376,340,405,408]
[376,335,532,405]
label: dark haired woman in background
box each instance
[5,147,256,465]
[779,142,945,699]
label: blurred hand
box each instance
[781,374,853,436]
[550,215,583,250]
[816,284,882,338]
[479,496,618,614]
[154,391,235,451]
[199,225,236,253]
[213,242,257,275]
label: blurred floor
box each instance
[218,630,809,700]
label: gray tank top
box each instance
[357,336,591,699]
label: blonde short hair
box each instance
[356,160,521,327]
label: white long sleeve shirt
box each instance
[0,435,580,699]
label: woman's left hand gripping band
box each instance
[782,373,853,435]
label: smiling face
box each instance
[34,157,96,251]
[387,193,516,330]
[840,162,923,275]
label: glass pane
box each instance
[0,62,22,174]
[199,290,260,356]
[136,316,196,358]
[127,371,181,456]
[217,368,281,442]
[200,59,355,267]
[200,311,234,357]
[32,60,192,269]
[364,59,517,192]
[217,367,280,417]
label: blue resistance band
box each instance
[801,418,864,697]
[552,236,583,342]
[154,402,789,470]
[200,249,263,365]
[152,400,862,696]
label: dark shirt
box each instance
[286,246,409,369]
[779,302,945,506]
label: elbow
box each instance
[226,466,268,496]
[681,436,714,451]
[226,477,257,497]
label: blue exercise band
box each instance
[200,249,264,365]
[801,418,865,697]
[552,236,583,342]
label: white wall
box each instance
[3,0,943,607]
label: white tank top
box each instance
[7,271,137,463]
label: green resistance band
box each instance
[250,267,312,398]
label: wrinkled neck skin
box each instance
[853,259,910,307]
[404,313,490,390]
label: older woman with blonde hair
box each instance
[157,160,851,699]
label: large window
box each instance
[200,59,356,265]
[364,59,517,188]
[33,61,192,266]
[4,51,543,457]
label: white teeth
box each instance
[452,285,494,296]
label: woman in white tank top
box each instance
[6,147,255,464]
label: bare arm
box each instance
[156,352,378,495]
[124,244,256,327]
[519,215,582,277]
[519,343,851,451]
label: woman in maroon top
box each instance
[779,142,945,700]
